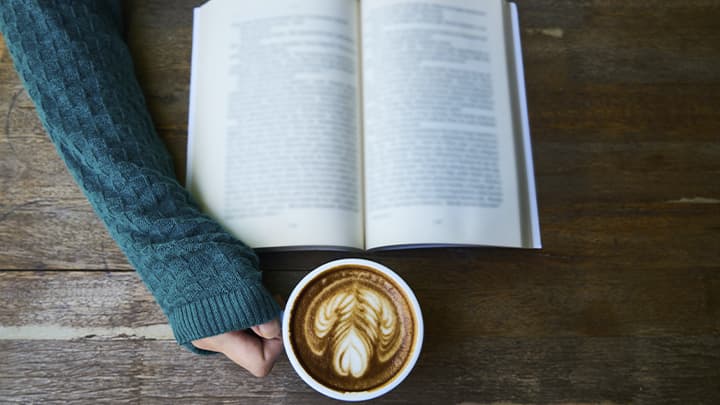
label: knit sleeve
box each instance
[0,0,280,353]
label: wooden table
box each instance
[1,1,719,403]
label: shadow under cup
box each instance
[283,259,424,402]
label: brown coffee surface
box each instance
[289,265,416,392]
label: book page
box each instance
[362,0,528,248]
[187,0,363,248]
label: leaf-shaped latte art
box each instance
[309,284,402,378]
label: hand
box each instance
[191,318,283,377]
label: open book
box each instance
[187,0,541,250]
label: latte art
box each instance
[289,264,417,392]
[308,285,402,378]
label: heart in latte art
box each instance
[309,285,402,378]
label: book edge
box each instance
[186,6,203,189]
[510,3,542,249]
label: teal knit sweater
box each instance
[0,0,280,354]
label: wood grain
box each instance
[1,338,718,404]
[1,270,717,340]
[1,0,719,403]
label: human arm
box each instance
[0,0,282,368]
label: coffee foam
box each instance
[289,265,416,392]
[309,284,402,378]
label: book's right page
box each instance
[362,0,540,249]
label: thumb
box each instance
[251,317,281,339]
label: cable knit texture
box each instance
[0,0,280,354]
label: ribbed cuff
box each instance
[167,281,281,355]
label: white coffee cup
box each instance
[283,258,424,401]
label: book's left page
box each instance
[187,0,363,249]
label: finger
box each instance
[191,335,221,353]
[218,330,283,377]
[251,317,281,339]
[261,334,284,366]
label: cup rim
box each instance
[282,258,424,402]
